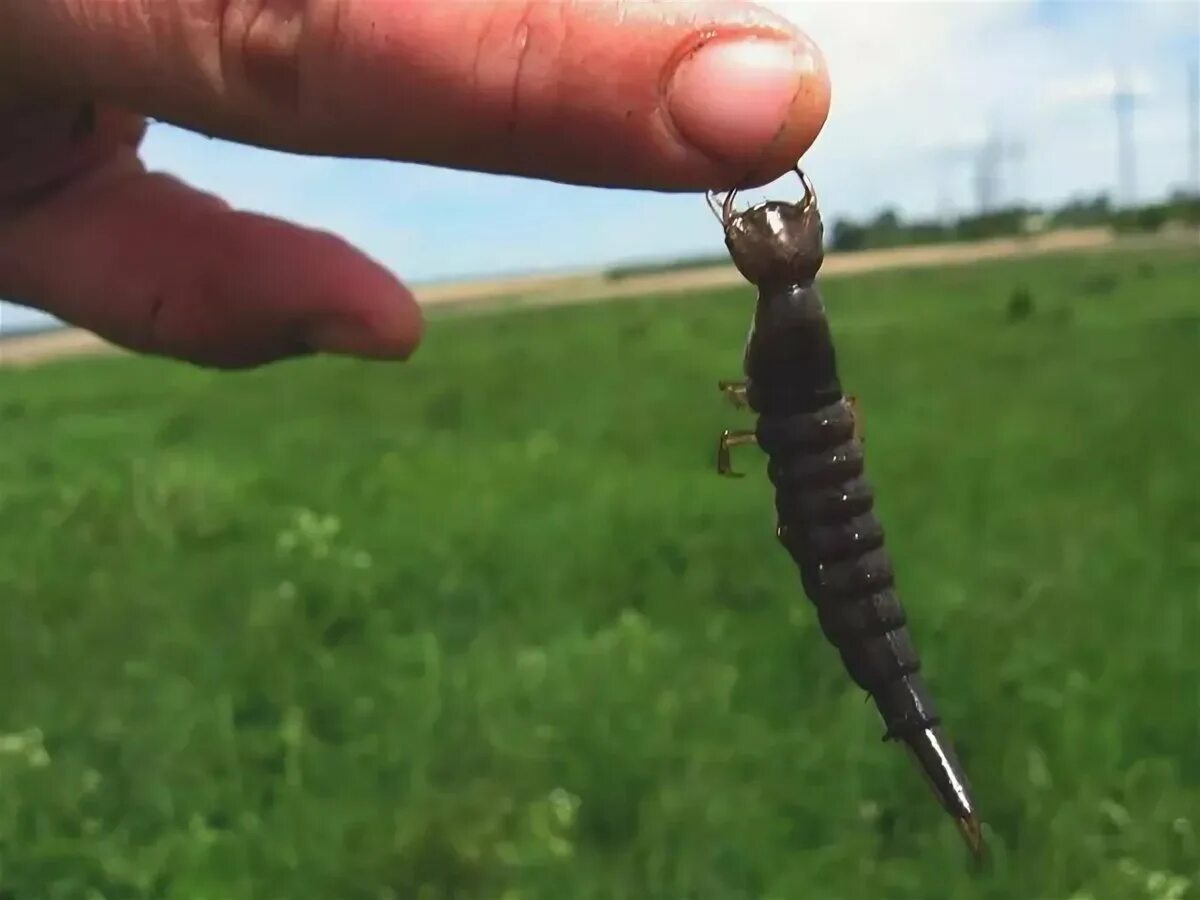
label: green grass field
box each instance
[2,243,1198,900]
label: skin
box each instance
[0,0,830,369]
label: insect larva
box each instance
[709,169,983,858]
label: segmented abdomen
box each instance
[758,397,941,740]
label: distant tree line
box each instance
[827,190,1200,253]
[601,191,1200,280]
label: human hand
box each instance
[0,1,829,368]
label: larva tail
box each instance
[902,725,984,860]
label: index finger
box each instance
[0,0,830,190]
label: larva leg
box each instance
[718,380,750,409]
[717,429,757,478]
[847,394,864,443]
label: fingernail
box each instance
[667,37,816,164]
[308,318,417,360]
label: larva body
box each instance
[711,172,982,856]
[747,282,934,740]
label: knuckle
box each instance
[212,0,326,112]
[474,1,570,136]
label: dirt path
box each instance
[441,226,1121,316]
[0,226,1162,368]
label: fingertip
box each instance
[306,289,425,362]
[223,217,426,365]
[301,229,425,363]
[748,33,831,183]
[665,28,831,189]
[748,31,831,184]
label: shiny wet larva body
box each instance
[710,172,982,856]
[749,283,935,739]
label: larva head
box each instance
[712,169,824,287]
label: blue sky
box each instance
[3,0,1198,334]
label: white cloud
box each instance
[761,0,1196,218]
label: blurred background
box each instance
[2,2,1199,899]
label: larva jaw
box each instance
[721,199,825,287]
[708,168,825,288]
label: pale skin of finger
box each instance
[0,0,832,368]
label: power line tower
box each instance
[934,146,976,222]
[930,132,1025,220]
[1113,68,1138,207]
[974,131,1025,213]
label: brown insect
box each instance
[708,168,983,858]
